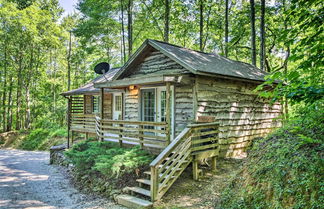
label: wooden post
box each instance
[150,166,158,201]
[193,76,198,122]
[100,88,105,142]
[166,82,171,144]
[139,124,144,149]
[119,124,123,147]
[71,130,74,145]
[193,155,199,180]
[211,156,217,173]
[67,97,72,149]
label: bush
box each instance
[218,102,324,209]
[64,140,154,178]
[20,128,50,150]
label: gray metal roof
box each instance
[148,39,268,81]
[61,68,121,96]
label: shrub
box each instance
[64,140,154,178]
[20,128,50,150]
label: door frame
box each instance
[139,85,175,139]
[112,92,123,120]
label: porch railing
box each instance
[150,122,219,201]
[95,116,169,149]
[70,114,96,133]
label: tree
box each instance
[249,0,256,66]
[164,0,170,42]
[260,0,265,71]
[224,0,229,57]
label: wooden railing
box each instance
[149,122,219,201]
[70,114,96,133]
[95,116,169,149]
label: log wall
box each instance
[174,84,194,135]
[84,94,112,119]
[123,51,188,79]
[124,88,139,121]
[195,75,282,157]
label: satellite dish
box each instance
[94,62,110,74]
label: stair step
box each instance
[136,178,151,185]
[127,187,151,197]
[116,194,153,208]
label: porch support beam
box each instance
[67,96,72,149]
[100,88,105,142]
[166,82,171,144]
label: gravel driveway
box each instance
[0,149,125,209]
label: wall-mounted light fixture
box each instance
[129,85,135,90]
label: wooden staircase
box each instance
[116,122,219,208]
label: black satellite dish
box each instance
[94,62,110,74]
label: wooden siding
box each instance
[122,51,189,79]
[84,95,92,114]
[84,94,112,119]
[195,75,282,157]
[174,84,194,135]
[124,88,139,121]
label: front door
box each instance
[113,93,123,120]
[141,89,155,122]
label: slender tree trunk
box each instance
[2,33,7,132]
[6,75,13,132]
[250,0,256,66]
[225,0,229,57]
[283,0,289,120]
[16,51,23,130]
[260,0,266,71]
[127,0,133,56]
[164,0,170,42]
[199,0,203,51]
[67,31,72,91]
[25,45,33,129]
[121,0,126,63]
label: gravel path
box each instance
[0,149,125,209]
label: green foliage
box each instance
[218,104,324,209]
[64,140,154,178]
[20,128,50,150]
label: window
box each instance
[160,91,166,122]
[92,96,99,113]
[115,95,122,111]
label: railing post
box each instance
[119,123,123,147]
[150,166,158,201]
[100,88,105,142]
[139,124,144,149]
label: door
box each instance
[141,89,155,122]
[156,86,174,139]
[113,93,123,120]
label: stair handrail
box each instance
[150,127,192,201]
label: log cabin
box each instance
[62,39,282,208]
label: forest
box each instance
[0,0,322,133]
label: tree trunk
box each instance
[225,0,229,57]
[127,0,133,56]
[260,0,266,71]
[249,0,256,66]
[164,0,170,42]
[121,0,126,63]
[6,75,13,132]
[67,31,72,91]
[2,32,7,132]
[199,0,203,51]
[283,0,289,120]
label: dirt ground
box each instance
[0,149,125,209]
[154,158,244,209]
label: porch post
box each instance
[83,95,88,140]
[67,96,72,149]
[100,88,105,142]
[166,82,171,144]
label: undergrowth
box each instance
[218,101,324,209]
[64,140,154,196]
